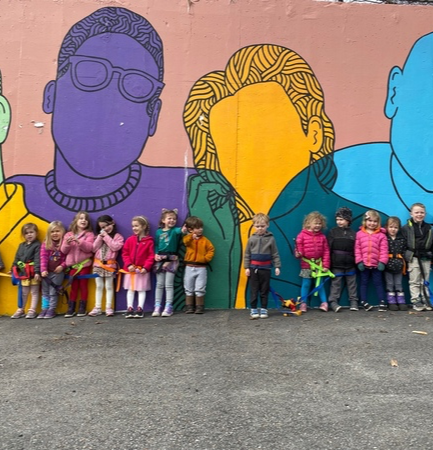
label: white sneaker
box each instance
[250,308,260,319]
[259,308,268,319]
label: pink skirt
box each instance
[122,272,151,292]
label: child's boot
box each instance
[396,292,408,311]
[65,300,76,318]
[387,292,399,311]
[195,296,205,314]
[378,300,387,312]
[185,296,195,314]
[77,300,87,317]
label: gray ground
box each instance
[1,307,432,450]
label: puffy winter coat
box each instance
[355,227,389,267]
[296,229,330,270]
[61,231,95,267]
[327,226,356,270]
[122,235,155,272]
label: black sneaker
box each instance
[413,302,426,312]
[125,307,135,318]
[350,301,359,311]
[134,307,144,318]
[378,301,387,312]
[330,302,342,313]
[361,301,373,311]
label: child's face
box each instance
[411,206,426,223]
[387,223,399,237]
[336,217,349,228]
[190,227,203,237]
[99,221,114,235]
[366,218,379,231]
[77,214,89,230]
[309,220,323,233]
[162,213,177,229]
[254,221,268,235]
[24,228,37,243]
[51,227,63,241]
[132,220,145,236]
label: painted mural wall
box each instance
[0,0,433,315]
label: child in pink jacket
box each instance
[295,211,330,313]
[61,211,95,317]
[355,210,389,311]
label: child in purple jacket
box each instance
[355,210,389,311]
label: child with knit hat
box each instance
[327,207,359,311]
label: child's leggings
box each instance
[95,276,115,309]
[155,271,175,306]
[22,285,40,311]
[301,277,327,304]
[69,266,91,301]
[359,268,386,303]
[127,290,146,309]
[42,272,64,310]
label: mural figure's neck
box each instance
[391,152,432,213]
[46,150,142,212]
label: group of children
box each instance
[8,202,433,320]
[10,209,215,319]
[245,203,433,319]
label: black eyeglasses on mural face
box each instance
[59,55,164,103]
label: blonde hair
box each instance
[69,211,92,234]
[252,213,270,226]
[183,44,335,223]
[44,221,66,249]
[132,215,150,236]
[410,202,426,211]
[303,212,327,230]
[362,210,381,229]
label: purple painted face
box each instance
[48,33,161,178]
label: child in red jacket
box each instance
[355,210,389,311]
[295,211,330,313]
[122,216,155,318]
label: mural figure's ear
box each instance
[149,99,162,137]
[0,94,11,145]
[385,66,402,120]
[307,116,323,153]
[43,80,56,114]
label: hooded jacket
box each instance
[296,229,330,270]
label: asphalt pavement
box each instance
[1,307,433,450]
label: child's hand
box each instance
[162,261,170,269]
[181,225,188,234]
[128,265,135,272]
[378,262,386,271]
[54,266,64,274]
[34,274,41,282]
[41,271,49,277]
[155,254,162,261]
[245,268,250,277]
[357,263,365,272]
[295,250,302,258]
[139,268,147,274]
[275,268,280,276]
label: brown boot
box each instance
[185,295,195,314]
[195,296,205,314]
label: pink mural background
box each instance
[1,0,433,178]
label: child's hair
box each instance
[159,208,178,227]
[69,211,93,233]
[21,222,38,238]
[185,216,204,230]
[410,202,426,211]
[385,216,401,230]
[252,213,270,226]
[44,221,66,249]
[132,215,150,236]
[303,211,326,230]
[96,214,117,237]
[362,210,381,229]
